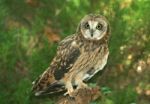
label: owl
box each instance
[32,14,110,97]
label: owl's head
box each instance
[78,14,109,40]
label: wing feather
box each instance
[32,35,80,96]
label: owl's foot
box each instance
[64,82,74,97]
[64,88,74,97]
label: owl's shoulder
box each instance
[59,34,76,46]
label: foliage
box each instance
[0,0,150,104]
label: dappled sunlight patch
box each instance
[120,0,133,9]
[145,90,150,96]
[136,83,150,97]
[120,45,127,54]
[136,86,143,95]
[136,60,146,74]
[125,56,132,66]
[146,55,150,65]
[127,54,133,60]
[136,65,142,73]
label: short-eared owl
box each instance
[32,14,110,97]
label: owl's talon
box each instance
[64,90,74,97]
[64,81,74,97]
[63,92,68,96]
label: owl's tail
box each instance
[31,67,65,96]
[32,82,65,96]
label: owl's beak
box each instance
[90,29,94,37]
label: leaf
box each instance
[105,98,114,104]
[101,87,112,95]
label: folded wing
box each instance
[32,35,81,96]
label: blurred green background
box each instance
[0,0,150,104]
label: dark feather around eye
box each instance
[96,23,103,30]
[84,22,89,29]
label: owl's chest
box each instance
[94,51,109,70]
[83,50,109,81]
[70,42,109,80]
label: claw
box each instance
[64,89,74,97]
[64,81,75,97]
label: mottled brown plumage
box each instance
[32,14,110,96]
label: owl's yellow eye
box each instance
[96,23,103,30]
[84,22,90,29]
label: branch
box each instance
[56,87,101,104]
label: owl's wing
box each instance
[32,35,80,96]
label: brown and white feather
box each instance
[32,14,110,96]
